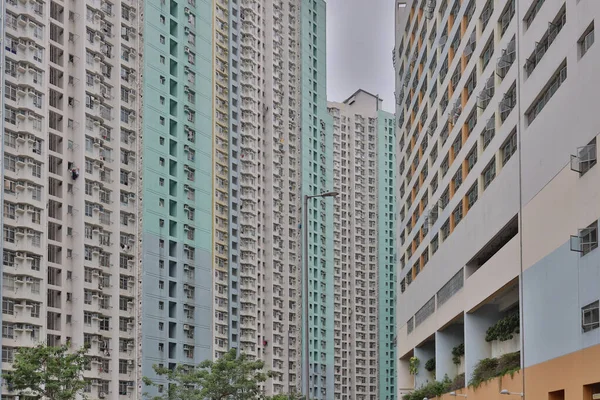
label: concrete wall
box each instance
[523,239,600,368]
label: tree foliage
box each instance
[485,313,520,342]
[3,343,89,400]
[402,376,453,400]
[143,348,271,400]
[267,394,304,400]
[452,343,465,365]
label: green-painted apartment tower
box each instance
[301,0,335,399]
[140,0,214,396]
[378,110,397,399]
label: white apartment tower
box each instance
[1,0,142,398]
[214,0,304,397]
[328,90,397,400]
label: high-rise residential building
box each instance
[1,0,142,398]
[0,0,334,400]
[327,90,397,400]
[140,0,214,395]
[394,0,599,399]
[233,0,306,396]
[141,0,316,398]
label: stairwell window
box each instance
[579,22,595,59]
[577,221,598,256]
[524,0,546,29]
[582,300,599,332]
[524,6,566,76]
[526,61,567,124]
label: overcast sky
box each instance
[326,0,396,112]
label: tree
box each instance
[4,343,89,400]
[268,394,304,400]
[143,348,271,400]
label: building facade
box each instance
[140,0,214,396]
[327,90,397,400]
[394,0,599,399]
[1,0,142,398]
[0,1,332,400]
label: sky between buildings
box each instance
[326,0,396,112]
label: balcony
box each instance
[3,277,44,303]
[9,1,44,23]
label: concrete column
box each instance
[414,342,435,388]
[398,357,414,395]
[464,304,501,383]
[436,323,464,381]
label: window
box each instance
[582,300,599,332]
[526,62,567,124]
[467,183,478,208]
[482,157,496,189]
[572,138,597,176]
[480,0,494,30]
[499,0,515,37]
[501,130,517,166]
[573,221,598,256]
[2,299,14,315]
[453,169,463,192]
[500,83,517,123]
[441,155,449,177]
[453,203,463,226]
[466,146,478,172]
[465,70,477,99]
[524,0,545,28]
[431,234,439,255]
[2,347,14,363]
[579,22,595,58]
[4,155,16,172]
[4,203,16,220]
[4,226,15,244]
[441,219,450,240]
[482,116,496,150]
[525,7,566,76]
[451,136,462,156]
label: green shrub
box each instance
[469,351,520,388]
[402,376,452,400]
[409,357,420,375]
[425,358,436,372]
[485,313,520,342]
[449,373,465,392]
[452,343,465,365]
